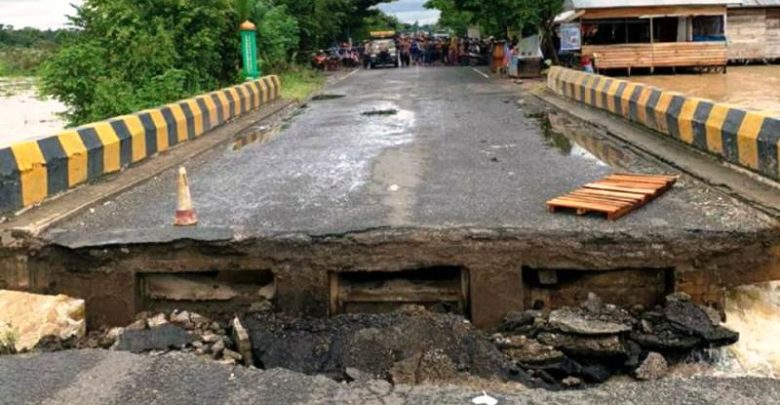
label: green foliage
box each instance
[254,2,300,71]
[37,0,398,126]
[0,47,51,76]
[357,11,402,40]
[424,0,473,36]
[40,0,240,126]
[0,24,60,48]
[0,25,64,76]
[280,67,325,100]
[445,0,564,37]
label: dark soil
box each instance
[242,306,509,384]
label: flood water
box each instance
[627,65,780,114]
[717,282,780,377]
[0,77,65,148]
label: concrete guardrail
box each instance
[0,75,281,214]
[547,66,780,182]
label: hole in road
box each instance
[362,109,399,116]
[312,94,346,101]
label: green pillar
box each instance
[240,20,260,80]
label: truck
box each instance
[365,31,399,69]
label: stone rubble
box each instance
[0,290,740,391]
[495,292,739,388]
[634,352,668,381]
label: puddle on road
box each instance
[538,112,631,168]
[231,124,278,152]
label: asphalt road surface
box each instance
[1,350,779,405]
[47,66,772,247]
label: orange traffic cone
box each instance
[174,166,198,226]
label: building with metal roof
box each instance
[563,0,741,10]
[731,0,780,7]
[559,0,734,72]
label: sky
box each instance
[378,0,440,25]
[0,0,438,30]
[0,0,82,29]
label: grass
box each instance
[279,68,326,101]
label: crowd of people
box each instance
[394,34,492,67]
[311,33,515,71]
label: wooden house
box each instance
[727,0,780,61]
[560,0,739,73]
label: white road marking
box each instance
[472,68,490,79]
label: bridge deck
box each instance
[46,67,773,248]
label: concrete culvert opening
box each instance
[138,269,275,315]
[329,266,470,317]
[521,266,674,311]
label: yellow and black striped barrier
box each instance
[0,75,281,213]
[547,67,780,182]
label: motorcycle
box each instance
[311,51,328,70]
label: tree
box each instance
[39,0,240,126]
[433,0,564,60]
[424,0,472,36]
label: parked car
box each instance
[366,39,399,69]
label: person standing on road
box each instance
[400,37,411,67]
[410,38,420,66]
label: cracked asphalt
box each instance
[1,350,779,405]
[45,67,774,248]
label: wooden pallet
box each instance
[546,173,678,220]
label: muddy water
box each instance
[715,282,780,377]
[0,77,65,147]
[627,66,780,114]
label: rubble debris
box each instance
[345,367,373,383]
[0,290,85,351]
[536,332,626,357]
[495,334,565,364]
[0,290,739,391]
[146,313,168,328]
[114,324,195,353]
[548,307,633,335]
[232,316,253,365]
[634,352,668,381]
[494,292,739,388]
[243,309,507,381]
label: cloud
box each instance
[0,0,83,30]
[0,0,440,30]
[378,0,440,25]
